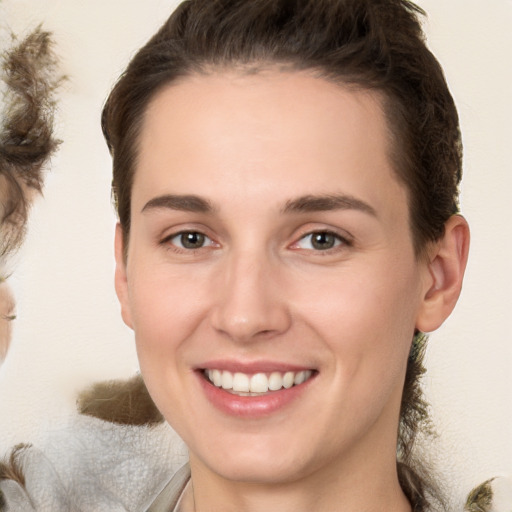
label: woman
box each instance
[1,0,506,510]
[102,0,468,510]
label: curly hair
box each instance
[0,27,62,260]
[0,26,62,363]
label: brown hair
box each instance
[0,27,62,364]
[102,1,462,508]
[0,27,62,259]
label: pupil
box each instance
[312,232,335,250]
[181,232,205,249]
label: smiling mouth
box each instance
[203,369,315,396]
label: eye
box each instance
[294,231,346,251]
[167,231,214,250]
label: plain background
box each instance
[0,0,510,501]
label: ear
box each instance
[114,223,133,329]
[416,215,470,333]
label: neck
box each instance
[184,470,411,512]
[185,415,412,512]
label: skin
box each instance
[0,175,17,363]
[0,281,14,362]
[115,70,469,512]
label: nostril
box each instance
[209,271,293,342]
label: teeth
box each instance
[212,369,222,387]
[204,369,313,394]
[250,373,268,393]
[294,370,306,385]
[268,372,283,391]
[221,371,233,390]
[283,371,294,389]
[232,372,250,392]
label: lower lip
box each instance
[197,372,315,418]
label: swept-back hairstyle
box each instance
[102,1,462,508]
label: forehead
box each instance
[134,70,406,220]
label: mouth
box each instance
[202,368,315,396]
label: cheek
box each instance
[128,264,213,362]
[301,256,420,334]
[297,258,422,399]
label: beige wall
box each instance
[0,0,510,497]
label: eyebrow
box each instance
[141,194,216,214]
[141,193,376,217]
[282,194,377,216]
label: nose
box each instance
[210,250,292,343]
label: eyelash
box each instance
[292,230,352,253]
[160,229,351,255]
[161,231,216,253]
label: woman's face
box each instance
[116,71,435,485]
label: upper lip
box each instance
[197,359,316,374]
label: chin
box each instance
[188,426,331,486]
[205,453,312,485]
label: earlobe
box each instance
[114,223,133,330]
[416,215,470,333]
